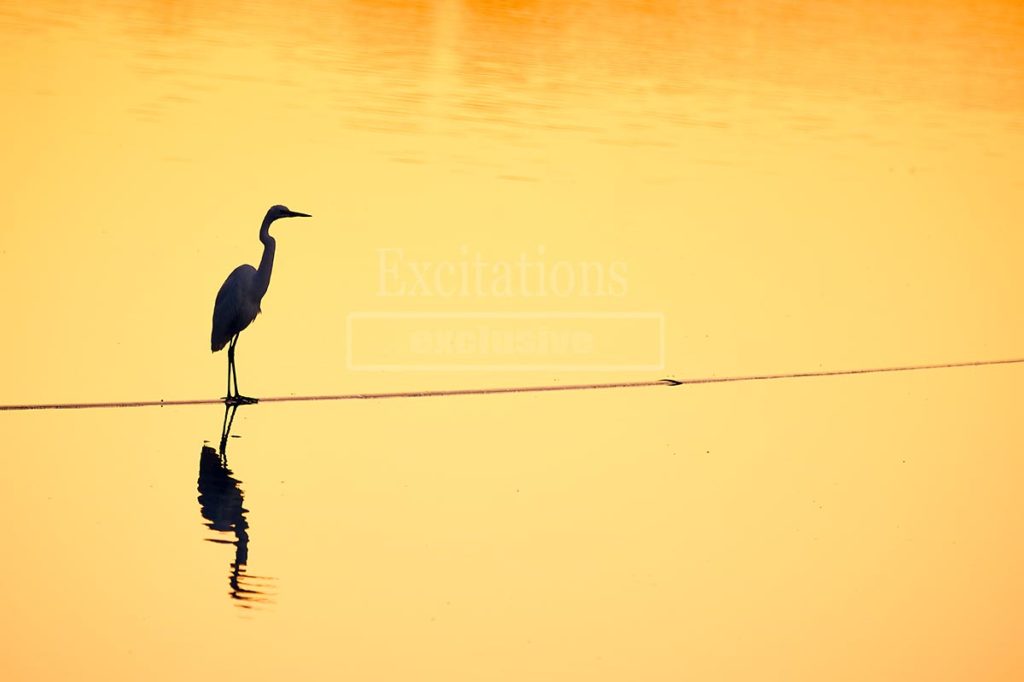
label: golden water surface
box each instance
[1,0,1022,680]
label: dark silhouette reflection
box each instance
[197,403,274,608]
[219,402,240,454]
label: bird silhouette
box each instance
[211,205,311,404]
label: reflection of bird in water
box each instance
[219,403,239,454]
[211,204,311,405]
[196,404,273,607]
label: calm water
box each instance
[1,1,1023,680]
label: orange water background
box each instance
[1,1,1022,680]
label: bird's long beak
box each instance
[286,210,312,218]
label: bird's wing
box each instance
[211,265,259,351]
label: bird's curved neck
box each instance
[256,216,277,297]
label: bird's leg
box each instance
[230,334,258,405]
[230,334,239,396]
[226,337,235,402]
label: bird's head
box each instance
[267,204,312,222]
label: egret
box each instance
[211,204,311,405]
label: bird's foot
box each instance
[224,394,260,406]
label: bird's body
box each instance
[211,265,264,352]
[211,205,311,404]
